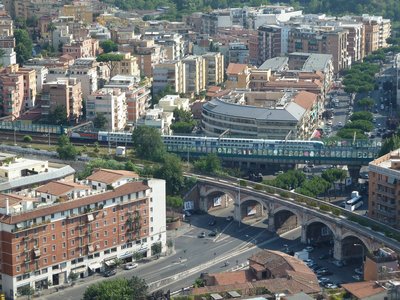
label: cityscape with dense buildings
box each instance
[0,0,399,299]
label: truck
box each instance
[294,250,309,261]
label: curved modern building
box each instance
[202,97,316,140]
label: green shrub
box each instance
[23,135,32,143]
[239,179,247,187]
[254,184,263,190]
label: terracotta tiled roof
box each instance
[226,63,248,75]
[0,194,25,208]
[341,281,386,299]
[36,181,90,196]
[211,270,256,286]
[0,181,149,225]
[87,169,139,185]
[293,91,317,110]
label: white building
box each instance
[69,58,98,99]
[157,95,190,113]
[136,108,173,134]
[87,88,127,131]
[23,65,48,93]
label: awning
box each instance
[210,294,223,300]
[227,291,241,298]
[104,256,118,267]
[119,251,133,259]
[34,249,41,258]
[137,247,148,254]
[87,214,94,222]
[71,266,86,274]
[88,262,102,270]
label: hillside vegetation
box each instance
[100,0,400,20]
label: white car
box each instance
[304,246,314,252]
[352,274,362,281]
[123,263,138,270]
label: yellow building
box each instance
[61,3,93,24]
[182,55,206,95]
[110,52,140,78]
[203,52,224,86]
[225,63,250,89]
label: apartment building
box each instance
[16,67,37,109]
[395,54,400,108]
[0,68,23,119]
[68,58,98,100]
[257,25,282,65]
[202,52,224,86]
[182,55,206,95]
[152,60,186,94]
[60,3,93,23]
[62,38,99,60]
[136,108,173,135]
[287,26,350,72]
[368,149,400,229]
[157,95,190,113]
[356,14,391,54]
[130,39,165,78]
[227,42,249,65]
[0,169,166,299]
[86,88,127,132]
[41,78,82,123]
[144,32,184,61]
[0,12,13,36]
[225,63,250,90]
[0,36,16,67]
[104,75,152,124]
[339,21,365,63]
[109,52,140,79]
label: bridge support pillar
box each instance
[333,238,343,261]
[234,203,241,222]
[348,165,361,184]
[301,224,307,244]
[268,214,275,232]
[199,196,208,212]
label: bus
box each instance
[345,196,363,211]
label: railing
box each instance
[189,172,400,247]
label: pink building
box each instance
[62,38,99,59]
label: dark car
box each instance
[208,230,217,237]
[226,216,234,222]
[104,269,117,277]
[208,219,217,226]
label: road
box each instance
[40,208,302,300]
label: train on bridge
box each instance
[67,131,380,161]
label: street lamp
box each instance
[354,243,365,265]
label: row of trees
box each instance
[342,62,379,94]
[268,168,347,198]
[336,110,375,139]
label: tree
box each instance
[350,111,373,122]
[23,135,32,143]
[171,121,195,133]
[357,98,374,110]
[100,40,118,53]
[152,84,176,107]
[132,251,143,262]
[271,170,306,190]
[155,153,183,195]
[47,105,68,126]
[96,53,124,75]
[194,153,222,175]
[14,29,33,65]
[345,120,374,132]
[321,169,347,185]
[379,134,400,156]
[68,272,79,285]
[18,285,34,300]
[57,135,78,160]
[132,126,166,161]
[337,128,367,139]
[166,195,183,215]
[93,113,108,130]
[83,276,148,300]
[151,242,162,256]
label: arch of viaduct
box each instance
[198,181,395,261]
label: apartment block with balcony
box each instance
[131,40,165,78]
[225,63,250,90]
[0,12,13,36]
[368,149,400,229]
[356,15,391,54]
[68,58,98,100]
[86,88,127,132]
[288,26,350,72]
[227,42,249,65]
[104,75,152,125]
[16,67,37,109]
[109,52,140,79]
[202,52,224,86]
[62,38,99,60]
[0,168,166,300]
[0,68,24,119]
[0,36,16,67]
[257,25,282,65]
[144,32,184,61]
[182,55,206,95]
[41,78,82,124]
[153,60,186,94]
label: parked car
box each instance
[208,230,217,237]
[104,269,117,277]
[304,246,314,252]
[123,263,138,270]
[352,274,362,281]
[325,283,338,289]
[354,267,363,275]
[226,216,234,222]
[317,269,333,276]
[332,260,344,267]
[198,232,206,238]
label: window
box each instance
[62,232,65,237]
[62,242,66,248]
[44,258,47,264]
[113,217,116,223]
[52,245,56,251]
[52,235,56,240]
[104,240,108,246]
[104,231,108,237]
[43,248,47,254]
[52,256,56,262]
[113,227,116,233]
[51,224,55,230]
[16,266,20,273]
[43,237,47,243]
[71,229,75,235]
